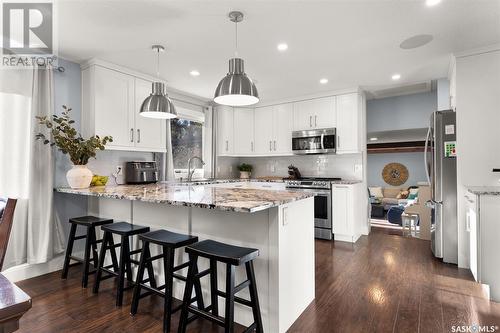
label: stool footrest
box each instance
[194,268,211,279]
[101,267,118,277]
[216,291,252,307]
[99,274,116,281]
[173,273,187,282]
[234,279,250,294]
[187,305,225,326]
[105,244,121,249]
[129,249,142,255]
[147,254,164,262]
[140,283,165,297]
[69,255,83,263]
[173,261,190,272]
[73,235,87,240]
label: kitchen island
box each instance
[56,181,315,333]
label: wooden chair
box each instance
[0,199,17,271]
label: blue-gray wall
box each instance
[367,90,438,187]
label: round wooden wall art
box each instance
[382,163,409,186]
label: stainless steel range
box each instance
[285,177,340,240]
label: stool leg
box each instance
[130,242,148,315]
[82,226,93,288]
[116,236,128,306]
[90,227,99,269]
[61,223,77,279]
[224,264,235,333]
[246,261,263,333]
[93,231,110,294]
[192,264,205,311]
[178,254,197,333]
[163,246,174,333]
[124,237,133,284]
[209,259,218,316]
[108,234,119,272]
[145,246,157,288]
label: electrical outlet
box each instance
[354,164,362,174]
[270,164,276,173]
[115,165,123,175]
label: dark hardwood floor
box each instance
[15,227,500,332]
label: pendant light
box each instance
[140,45,177,119]
[214,11,259,106]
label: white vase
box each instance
[66,165,93,189]
[239,171,251,179]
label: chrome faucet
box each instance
[187,156,205,182]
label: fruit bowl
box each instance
[90,175,109,187]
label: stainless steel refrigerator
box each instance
[424,110,458,264]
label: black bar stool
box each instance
[130,229,205,333]
[178,239,263,333]
[92,222,151,306]
[61,216,114,288]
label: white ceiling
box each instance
[57,0,500,103]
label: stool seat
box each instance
[139,230,197,248]
[101,222,150,236]
[186,240,259,266]
[69,216,113,227]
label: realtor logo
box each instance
[1,2,56,68]
[2,2,52,55]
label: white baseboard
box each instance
[2,251,84,283]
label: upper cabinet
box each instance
[254,104,293,155]
[216,92,363,157]
[217,106,234,156]
[293,96,336,131]
[82,64,166,152]
[336,93,361,154]
[233,108,255,155]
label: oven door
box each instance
[292,129,336,155]
[297,188,332,240]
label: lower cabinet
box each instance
[332,183,366,243]
[465,191,500,302]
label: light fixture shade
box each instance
[214,58,259,106]
[140,82,177,119]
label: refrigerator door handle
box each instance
[424,126,432,185]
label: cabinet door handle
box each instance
[269,141,272,151]
[274,140,277,151]
[225,140,228,151]
[137,129,141,143]
[315,115,317,127]
[309,116,312,127]
[337,135,340,149]
[130,128,134,142]
[251,141,254,152]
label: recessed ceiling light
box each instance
[426,0,441,6]
[190,70,200,76]
[277,43,288,51]
[391,74,401,80]
[370,137,378,141]
[319,78,328,84]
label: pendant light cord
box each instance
[156,47,160,79]
[234,19,238,57]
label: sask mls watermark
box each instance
[1,1,57,68]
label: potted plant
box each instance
[238,163,253,179]
[36,105,112,189]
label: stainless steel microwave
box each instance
[292,128,336,155]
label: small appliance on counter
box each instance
[125,161,159,184]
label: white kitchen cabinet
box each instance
[272,103,293,154]
[233,108,255,155]
[82,64,166,152]
[134,78,166,151]
[217,106,234,156]
[293,96,336,131]
[254,106,274,154]
[254,104,293,155]
[336,93,361,154]
[332,183,365,243]
[465,190,500,302]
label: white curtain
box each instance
[165,120,175,181]
[0,67,64,269]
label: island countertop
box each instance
[55,182,314,213]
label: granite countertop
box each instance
[467,186,500,196]
[170,178,362,186]
[55,182,314,213]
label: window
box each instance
[171,118,204,179]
